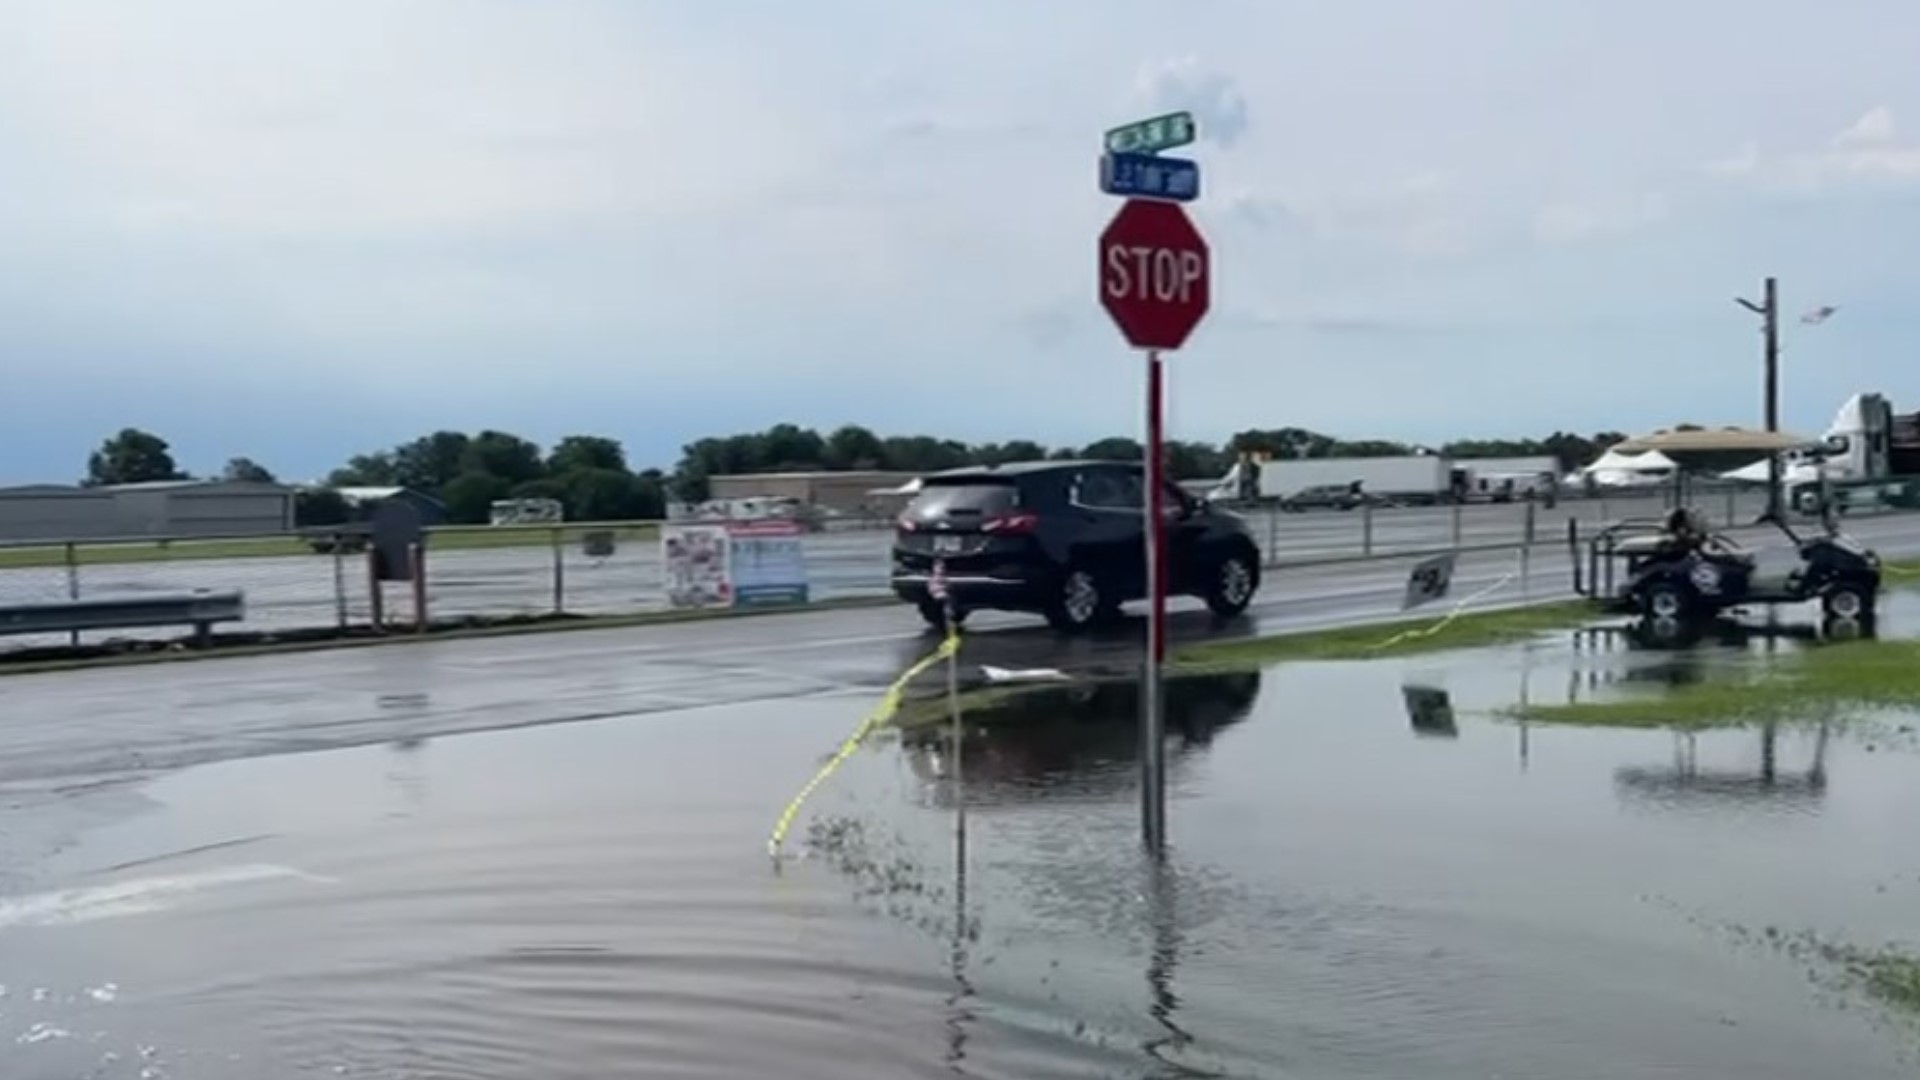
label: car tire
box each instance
[1205,549,1260,619]
[1640,581,1692,620]
[1045,566,1106,634]
[1823,582,1873,621]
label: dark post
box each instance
[1764,276,1781,517]
[366,546,385,632]
[410,542,428,632]
[1738,277,1782,519]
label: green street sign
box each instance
[1104,111,1197,156]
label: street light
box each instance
[1733,279,1837,518]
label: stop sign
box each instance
[1098,198,1210,351]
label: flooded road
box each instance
[7,606,1920,1077]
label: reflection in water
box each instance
[1402,685,1458,739]
[899,671,1263,802]
[1564,615,1876,705]
[1614,721,1833,812]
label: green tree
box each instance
[824,424,886,470]
[393,431,472,492]
[328,451,398,487]
[294,488,352,527]
[547,435,627,476]
[462,430,544,485]
[1079,436,1144,461]
[441,471,512,524]
[557,467,650,521]
[86,428,187,486]
[760,423,827,470]
[222,456,278,484]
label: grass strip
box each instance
[1518,637,1920,730]
[1171,600,1594,671]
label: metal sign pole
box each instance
[1142,348,1168,856]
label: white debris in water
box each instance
[979,664,1072,683]
[87,982,119,1003]
[17,1021,71,1045]
[0,863,334,930]
[30,987,49,1002]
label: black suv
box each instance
[890,460,1263,632]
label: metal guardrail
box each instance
[0,591,246,647]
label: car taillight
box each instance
[983,512,1039,535]
[896,516,918,533]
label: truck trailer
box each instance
[1211,454,1459,508]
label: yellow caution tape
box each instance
[768,625,962,859]
[1367,572,1517,652]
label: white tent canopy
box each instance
[1581,448,1679,488]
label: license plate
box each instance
[932,534,966,555]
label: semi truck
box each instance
[1722,392,1920,512]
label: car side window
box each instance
[1073,469,1142,510]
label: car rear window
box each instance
[905,479,1021,517]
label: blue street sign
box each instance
[1100,151,1201,202]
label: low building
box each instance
[706,471,922,516]
[0,485,121,543]
[100,480,297,537]
[0,480,296,542]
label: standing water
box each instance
[3,623,1920,1078]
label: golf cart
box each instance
[1570,425,1882,624]
[1573,507,1880,621]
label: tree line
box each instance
[80,423,1630,526]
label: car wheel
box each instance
[1823,583,1871,620]
[1205,550,1259,618]
[1045,566,1105,633]
[1641,582,1691,620]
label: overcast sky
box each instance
[4,0,1919,482]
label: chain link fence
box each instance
[0,487,1898,656]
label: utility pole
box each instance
[1736,277,1781,518]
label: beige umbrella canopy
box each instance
[1612,426,1818,473]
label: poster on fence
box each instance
[726,519,810,607]
[661,523,733,610]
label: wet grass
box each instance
[1172,601,1594,670]
[1517,638,1920,730]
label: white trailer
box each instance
[1213,455,1456,505]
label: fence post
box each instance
[1265,507,1278,566]
[366,546,385,632]
[1520,542,1532,599]
[64,541,80,648]
[1451,502,1463,549]
[410,543,428,633]
[551,527,565,614]
[1362,502,1374,557]
[332,542,349,631]
[1524,499,1537,545]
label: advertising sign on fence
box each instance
[662,523,733,610]
[726,519,810,607]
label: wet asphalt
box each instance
[0,492,1767,645]
[1,507,1917,800]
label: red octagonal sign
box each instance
[1098,198,1210,351]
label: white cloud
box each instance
[1706,106,1920,190]
[1835,104,1898,147]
